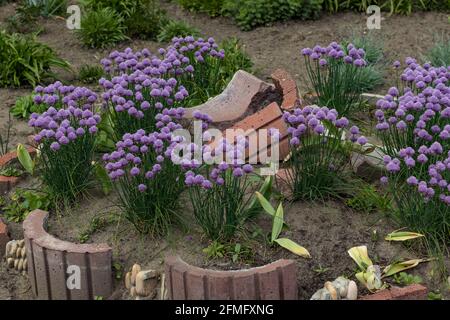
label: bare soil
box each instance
[1,1,449,300]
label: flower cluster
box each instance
[375,60,450,156]
[283,105,367,147]
[179,112,258,241]
[399,58,450,90]
[283,105,365,200]
[301,42,367,68]
[27,83,100,203]
[100,36,224,77]
[29,83,100,150]
[99,71,187,139]
[300,42,367,116]
[103,109,185,188]
[102,110,186,235]
[383,144,450,205]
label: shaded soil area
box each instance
[1,2,450,300]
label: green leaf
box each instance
[274,238,311,258]
[382,259,426,278]
[255,191,275,216]
[271,203,284,242]
[95,163,113,195]
[17,144,34,175]
[385,231,425,242]
[348,246,373,270]
[247,176,273,212]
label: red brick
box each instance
[0,219,10,258]
[165,256,297,300]
[360,285,428,300]
[271,69,302,111]
[0,176,20,194]
[281,90,301,111]
[359,289,393,300]
[390,284,428,300]
[0,146,36,167]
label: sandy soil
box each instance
[1,1,449,300]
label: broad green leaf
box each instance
[271,204,284,242]
[95,163,113,195]
[275,238,311,258]
[17,144,34,175]
[382,259,425,278]
[255,191,275,216]
[385,231,425,242]
[348,246,373,270]
[247,176,273,212]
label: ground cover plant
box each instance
[283,105,367,200]
[28,82,101,203]
[426,39,450,67]
[342,33,385,92]
[77,7,127,49]
[157,20,201,43]
[80,0,169,43]
[10,94,47,119]
[0,31,70,87]
[301,42,368,117]
[375,58,450,247]
[222,0,322,31]
[176,0,450,31]
[78,64,105,84]
[0,113,12,156]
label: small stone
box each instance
[324,281,339,300]
[131,264,141,286]
[23,258,27,272]
[125,272,132,290]
[332,277,350,298]
[15,247,22,259]
[9,241,17,257]
[346,281,358,300]
[14,259,19,270]
[130,286,137,298]
[17,259,24,272]
[20,247,26,259]
[7,257,14,268]
[135,270,158,297]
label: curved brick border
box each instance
[0,219,10,258]
[360,284,428,300]
[165,256,298,300]
[0,146,36,194]
[23,210,113,300]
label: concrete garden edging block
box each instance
[165,256,298,300]
[23,210,113,300]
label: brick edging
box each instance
[359,284,428,300]
[165,256,298,300]
[23,210,113,300]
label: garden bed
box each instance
[1,1,450,301]
[16,191,433,300]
